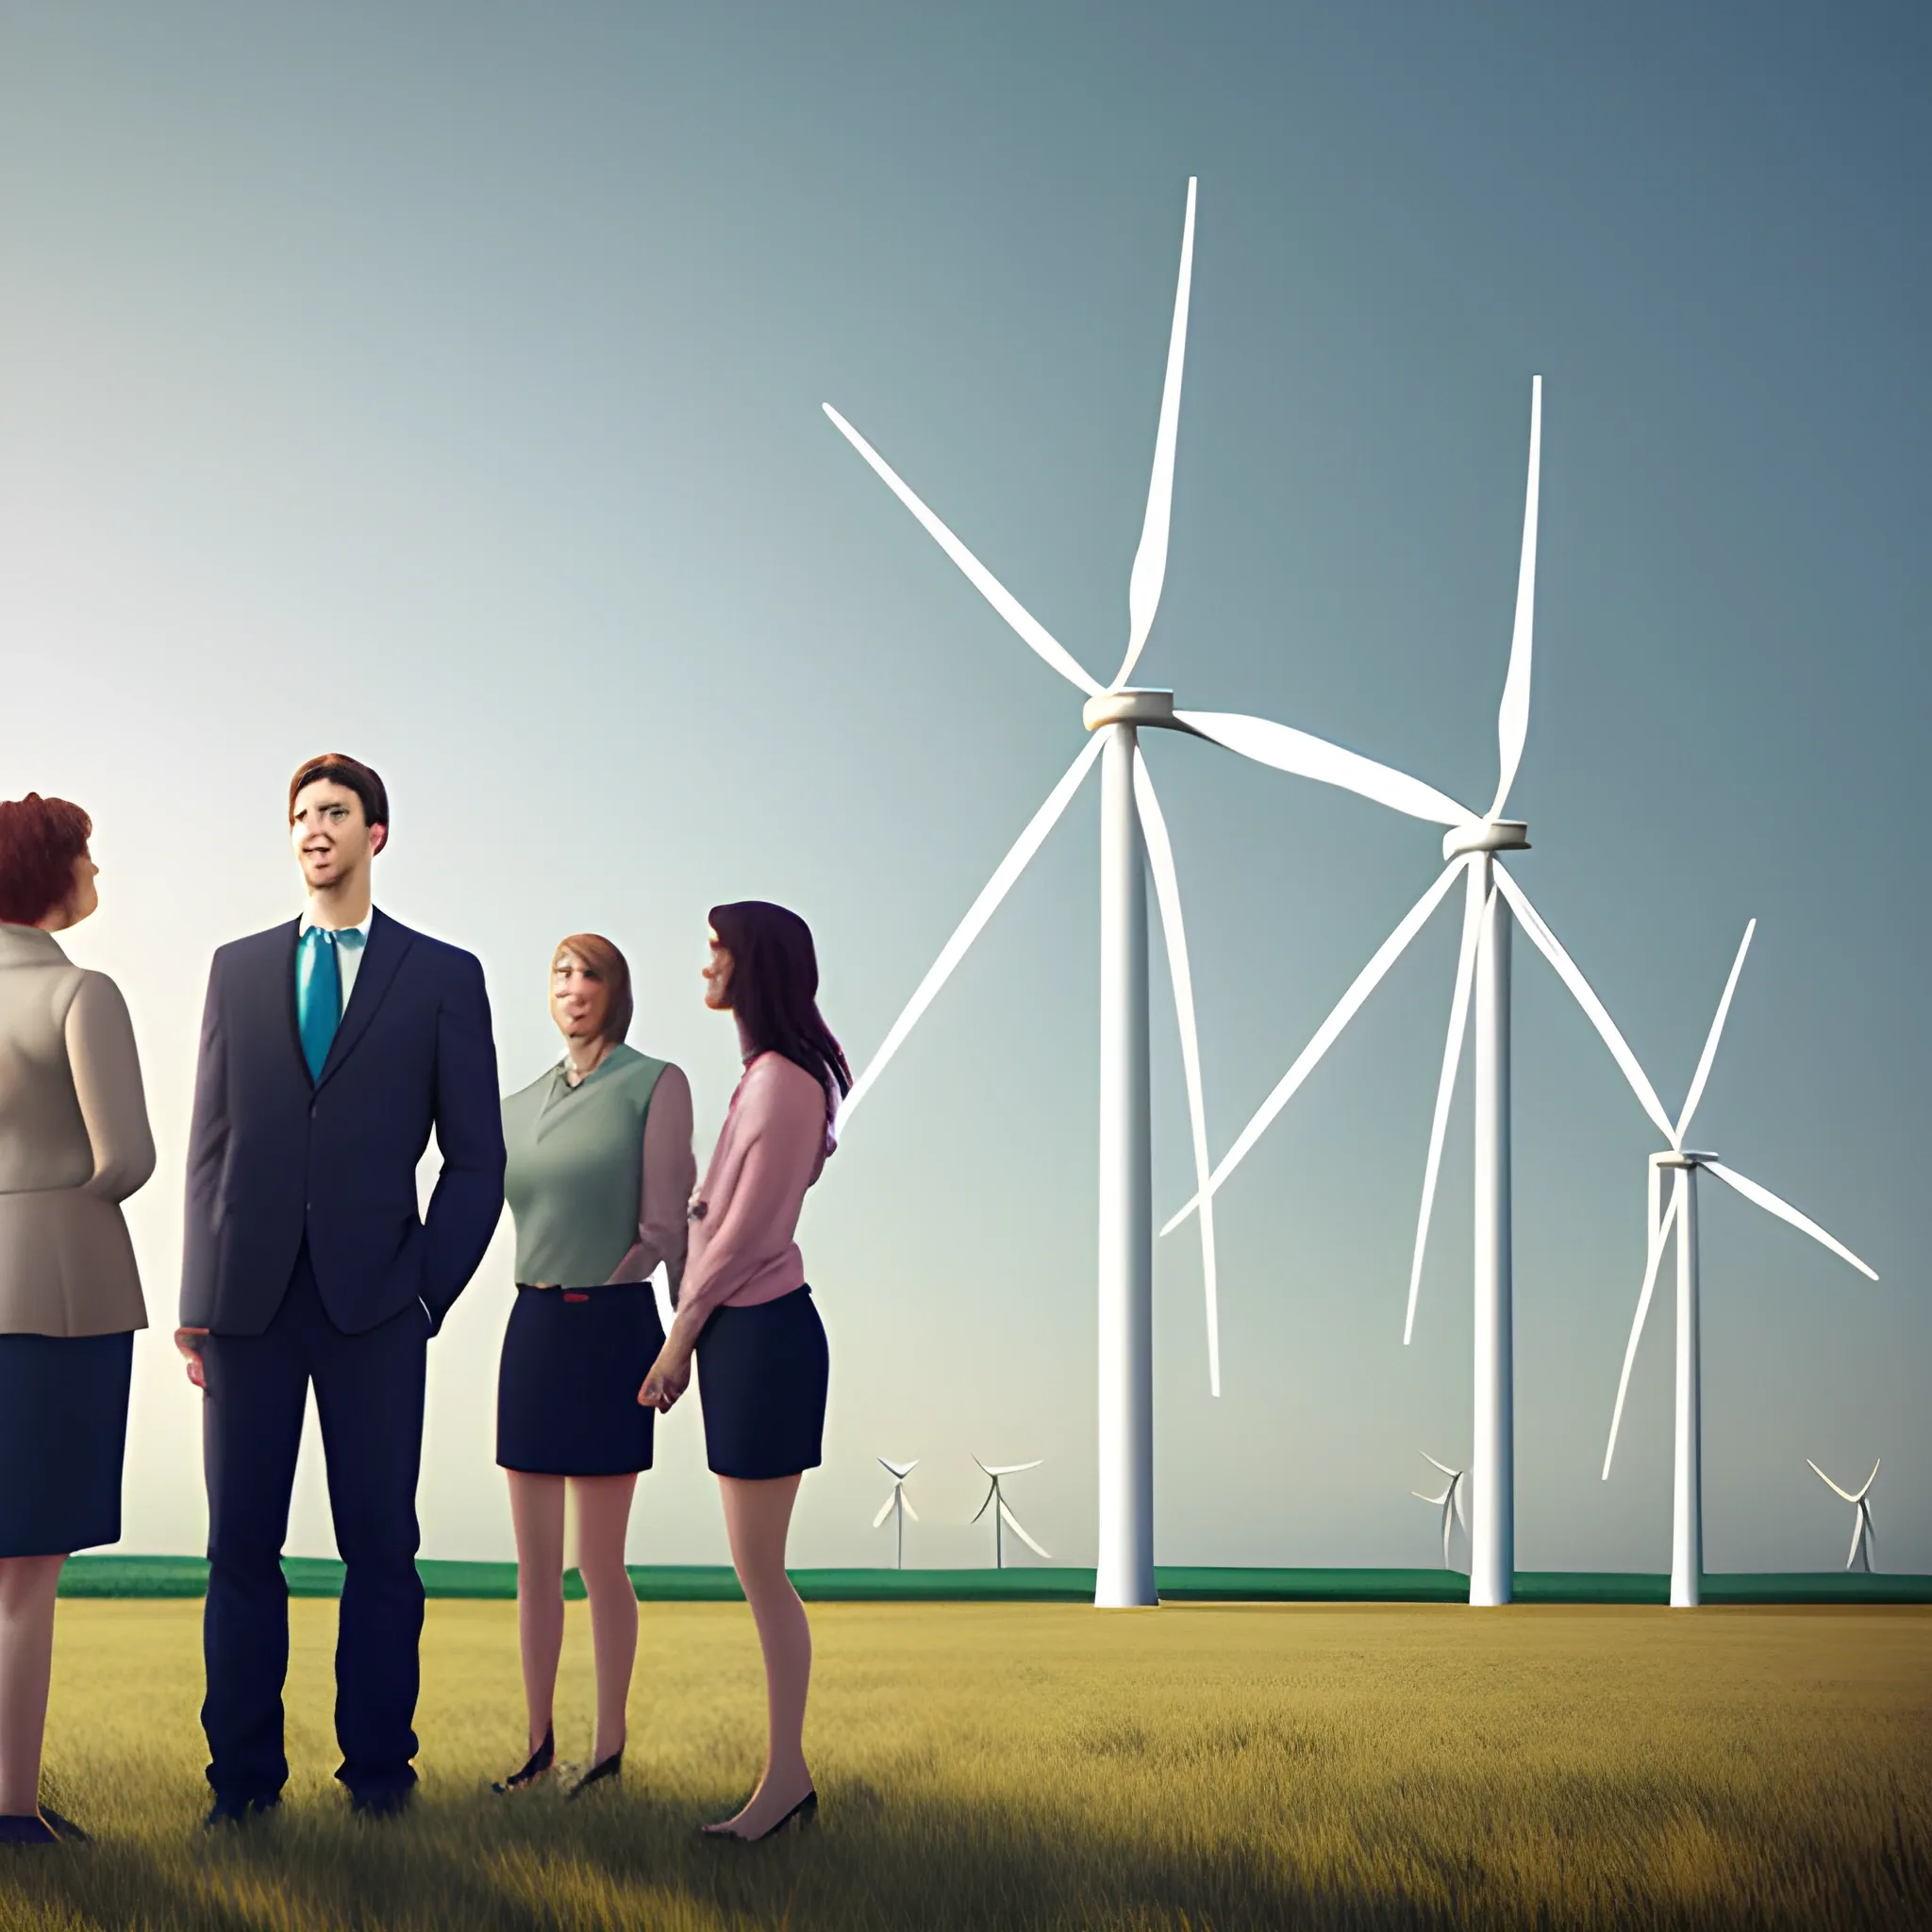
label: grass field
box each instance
[3,1599,1927,1930]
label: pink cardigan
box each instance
[678,1051,830,1325]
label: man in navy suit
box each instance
[176,755,505,1824]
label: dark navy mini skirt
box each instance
[695,1284,828,1480]
[0,1329,134,1557]
[496,1283,664,1476]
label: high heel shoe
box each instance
[701,1788,817,1841]
[491,1727,555,1794]
[0,1814,58,1846]
[38,1807,91,1844]
[564,1748,622,1800]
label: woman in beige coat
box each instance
[0,794,154,1847]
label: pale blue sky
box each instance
[1,2,1925,1574]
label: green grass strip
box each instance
[55,1556,1932,1604]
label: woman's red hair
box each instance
[0,793,92,927]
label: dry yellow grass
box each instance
[2,1597,1926,1928]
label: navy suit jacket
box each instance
[180,910,506,1337]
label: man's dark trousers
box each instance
[201,1244,428,1803]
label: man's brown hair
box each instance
[289,754,390,835]
[553,934,634,1046]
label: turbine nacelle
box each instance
[1081,688,1198,734]
[1442,819,1530,862]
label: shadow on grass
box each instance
[2,1772,1929,1932]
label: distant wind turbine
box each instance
[1412,1454,1467,1571]
[1808,1458,1879,1574]
[973,1459,1050,1569]
[873,1457,919,1570]
[1599,921,1877,1607]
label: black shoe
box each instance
[38,1807,91,1845]
[491,1727,555,1795]
[701,1789,817,1841]
[203,1792,281,1830]
[564,1748,623,1801]
[0,1813,58,1846]
[347,1784,413,1821]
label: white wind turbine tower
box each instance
[1807,1459,1879,1573]
[825,178,1480,1608]
[974,1459,1051,1570]
[1598,921,1878,1607]
[873,1458,919,1570]
[1164,375,1679,1606]
[1412,1454,1467,1570]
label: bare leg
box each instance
[707,1474,811,1837]
[0,1555,66,1817]
[506,1473,565,1757]
[569,1474,639,1764]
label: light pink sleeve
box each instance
[675,1061,823,1328]
[607,1062,696,1291]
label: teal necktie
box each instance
[297,926,365,1080]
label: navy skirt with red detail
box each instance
[496,1282,664,1475]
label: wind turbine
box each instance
[825,178,1474,1607]
[1412,1453,1467,1570]
[1164,375,1679,1606]
[973,1459,1051,1569]
[1807,1459,1879,1573]
[873,1457,919,1570]
[1598,921,1878,1607]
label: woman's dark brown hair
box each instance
[0,793,92,927]
[709,901,851,1128]
[553,934,634,1045]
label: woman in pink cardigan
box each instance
[640,900,848,1841]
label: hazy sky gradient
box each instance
[2,2,1925,1574]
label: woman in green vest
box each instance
[491,933,694,1799]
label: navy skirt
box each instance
[0,1330,134,1557]
[695,1285,828,1480]
[496,1283,664,1475]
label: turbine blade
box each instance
[1677,920,1756,1145]
[903,1496,920,1523]
[823,403,1102,697]
[873,1495,897,1529]
[971,1482,997,1523]
[1176,710,1472,826]
[1114,177,1196,691]
[1807,1457,1859,1505]
[983,1460,1044,1475]
[1421,1452,1459,1477]
[1701,1160,1878,1280]
[1133,758,1221,1395]
[998,1500,1052,1559]
[1405,858,1483,1343]
[840,734,1105,1128]
[1857,1459,1880,1502]
[1492,866,1676,1141]
[1603,1176,1683,1478]
[1489,376,1542,820]
[1162,861,1463,1234]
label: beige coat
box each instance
[0,923,154,1336]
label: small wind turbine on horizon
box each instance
[1163,375,1679,1607]
[1598,921,1877,1607]
[973,1459,1051,1570]
[873,1458,919,1570]
[824,177,1478,1608]
[1412,1454,1467,1571]
[1807,1458,1879,1573]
